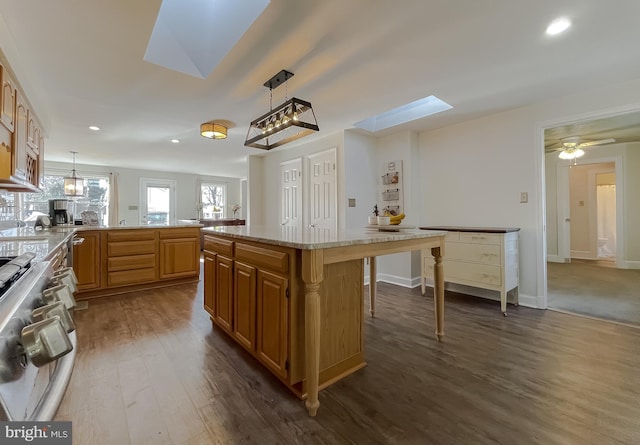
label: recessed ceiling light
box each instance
[171,139,180,143]
[546,18,571,35]
[89,126,100,131]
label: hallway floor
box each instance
[547,259,640,326]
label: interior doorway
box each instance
[567,162,617,263]
[543,110,640,326]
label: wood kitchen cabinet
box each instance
[203,252,216,316]
[233,261,256,350]
[203,233,295,385]
[0,59,43,192]
[0,63,16,132]
[105,229,158,287]
[73,230,102,291]
[74,227,200,300]
[159,228,200,279]
[256,269,288,379]
[215,255,234,333]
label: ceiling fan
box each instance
[549,137,616,159]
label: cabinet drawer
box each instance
[236,243,289,274]
[446,242,501,265]
[204,236,234,257]
[107,230,156,242]
[107,267,157,287]
[108,240,156,256]
[426,261,501,286]
[108,254,156,271]
[458,232,501,245]
[159,228,199,239]
[444,231,460,242]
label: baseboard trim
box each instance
[547,255,568,263]
[571,250,594,260]
[376,273,421,289]
[622,260,640,270]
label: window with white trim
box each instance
[200,183,226,219]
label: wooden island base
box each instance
[202,228,446,416]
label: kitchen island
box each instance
[202,226,446,416]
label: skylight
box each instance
[354,95,452,132]
[144,0,270,79]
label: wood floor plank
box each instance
[55,275,640,445]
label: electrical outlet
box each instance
[520,192,528,203]
[348,198,356,207]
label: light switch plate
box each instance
[348,198,356,207]
[520,192,528,203]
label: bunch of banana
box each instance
[389,213,405,225]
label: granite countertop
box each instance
[202,226,447,250]
[73,223,204,230]
[0,227,76,261]
[419,226,520,233]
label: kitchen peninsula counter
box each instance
[202,226,446,417]
[71,225,201,299]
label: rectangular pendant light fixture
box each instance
[244,70,319,150]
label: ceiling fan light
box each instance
[558,148,585,160]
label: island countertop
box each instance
[202,225,447,250]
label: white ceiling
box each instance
[2,0,640,178]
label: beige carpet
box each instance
[547,259,640,325]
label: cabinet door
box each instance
[0,65,16,132]
[159,237,199,279]
[215,255,233,333]
[73,231,102,291]
[233,261,256,351]
[256,270,288,379]
[37,135,45,189]
[12,91,28,180]
[203,253,216,316]
[27,111,36,149]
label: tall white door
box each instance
[140,178,176,225]
[307,149,337,230]
[280,158,302,229]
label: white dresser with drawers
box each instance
[420,226,520,315]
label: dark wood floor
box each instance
[56,264,640,444]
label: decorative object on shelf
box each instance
[244,70,319,150]
[379,160,404,215]
[368,204,379,225]
[200,121,227,139]
[63,151,84,197]
[231,203,241,219]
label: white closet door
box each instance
[307,148,337,231]
[280,158,302,230]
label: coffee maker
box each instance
[49,199,71,226]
